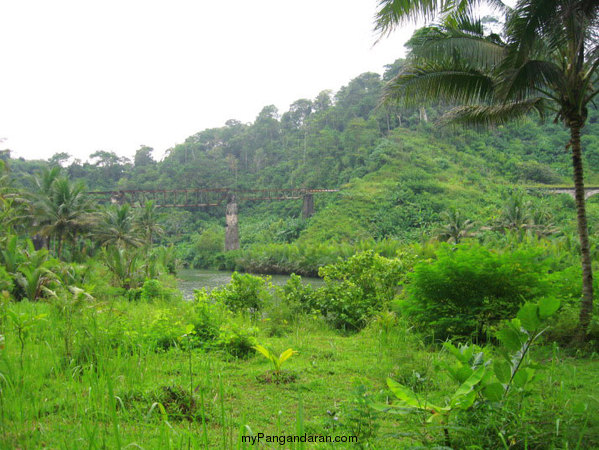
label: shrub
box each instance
[192,288,229,342]
[211,272,270,313]
[215,322,258,358]
[141,279,163,301]
[515,160,562,184]
[136,278,181,302]
[379,297,563,448]
[0,265,13,294]
[542,304,599,347]
[102,247,144,289]
[402,244,552,341]
[315,251,407,331]
[189,226,224,268]
[146,309,188,351]
[277,274,318,317]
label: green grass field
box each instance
[1,298,598,449]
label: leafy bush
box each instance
[192,288,229,342]
[515,160,562,184]
[146,309,188,351]
[211,272,270,313]
[314,251,407,331]
[542,303,599,346]
[215,322,258,358]
[141,279,163,301]
[140,278,180,302]
[380,297,562,448]
[189,226,224,268]
[102,247,143,289]
[235,239,405,277]
[402,244,552,340]
[277,274,318,317]
[154,245,179,275]
[0,265,14,294]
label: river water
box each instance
[177,269,323,300]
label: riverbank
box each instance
[177,269,323,300]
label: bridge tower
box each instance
[302,193,314,219]
[225,195,239,251]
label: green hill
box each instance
[5,60,599,259]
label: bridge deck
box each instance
[87,188,338,207]
[526,186,599,200]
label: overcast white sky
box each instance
[0,0,416,162]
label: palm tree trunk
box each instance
[57,233,63,259]
[570,124,594,338]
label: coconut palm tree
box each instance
[0,161,28,238]
[530,202,560,238]
[31,176,96,258]
[376,0,599,336]
[436,208,476,243]
[95,204,143,249]
[134,201,163,249]
[32,166,61,195]
[494,191,533,234]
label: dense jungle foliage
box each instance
[0,53,598,447]
[5,59,599,273]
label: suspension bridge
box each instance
[87,187,339,250]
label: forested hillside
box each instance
[4,59,599,262]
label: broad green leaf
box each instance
[512,368,531,388]
[443,364,460,381]
[462,346,475,363]
[482,382,504,402]
[253,345,274,362]
[480,368,494,386]
[426,411,449,424]
[538,297,560,319]
[493,360,511,384]
[451,389,476,410]
[455,366,474,383]
[517,303,541,332]
[442,342,462,360]
[472,351,485,368]
[452,365,485,401]
[387,378,443,412]
[278,348,297,364]
[387,378,422,408]
[496,327,524,352]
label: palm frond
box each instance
[505,0,563,61]
[442,97,545,126]
[375,0,508,37]
[382,63,495,107]
[497,59,564,101]
[411,33,505,69]
[375,0,445,35]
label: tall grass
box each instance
[0,289,596,448]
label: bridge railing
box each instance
[87,188,339,208]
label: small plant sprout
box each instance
[7,310,47,373]
[253,344,297,376]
